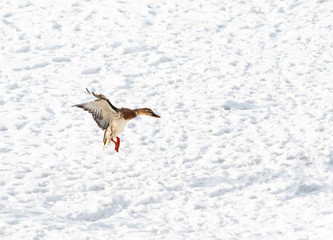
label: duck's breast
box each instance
[113,118,130,137]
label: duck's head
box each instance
[136,108,160,118]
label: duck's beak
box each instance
[152,113,160,118]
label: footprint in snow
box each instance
[31,62,50,69]
[16,46,30,53]
[81,67,101,74]
[223,100,256,110]
[52,57,71,63]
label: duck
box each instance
[73,88,160,152]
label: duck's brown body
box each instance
[73,88,160,152]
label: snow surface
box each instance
[1,0,333,239]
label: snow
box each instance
[1,0,333,239]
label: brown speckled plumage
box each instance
[119,108,138,120]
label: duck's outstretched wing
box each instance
[72,89,118,130]
[85,88,119,113]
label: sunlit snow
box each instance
[1,0,333,239]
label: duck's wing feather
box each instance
[86,88,119,113]
[73,99,117,130]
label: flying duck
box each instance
[73,88,160,152]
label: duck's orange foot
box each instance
[111,137,120,152]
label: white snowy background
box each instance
[1,0,333,239]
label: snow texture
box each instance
[1,0,333,239]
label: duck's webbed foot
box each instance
[111,137,120,152]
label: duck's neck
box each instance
[121,108,138,120]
